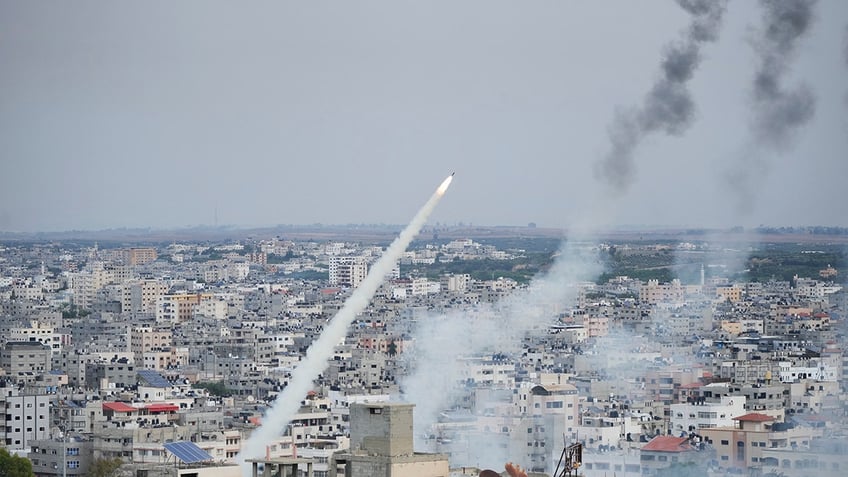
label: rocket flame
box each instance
[436,174,454,196]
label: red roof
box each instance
[103,402,137,413]
[642,436,692,453]
[680,383,703,389]
[145,403,179,413]
[733,413,775,422]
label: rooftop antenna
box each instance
[553,442,583,477]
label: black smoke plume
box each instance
[722,0,818,216]
[844,24,848,107]
[749,0,817,148]
[595,0,727,193]
[844,24,848,67]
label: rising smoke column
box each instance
[843,24,848,107]
[845,24,848,66]
[725,0,818,214]
[595,0,727,193]
[749,0,818,147]
[400,238,603,470]
[236,174,453,470]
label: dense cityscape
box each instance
[0,226,846,477]
[3,1,847,477]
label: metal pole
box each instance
[62,397,67,477]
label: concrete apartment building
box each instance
[156,293,215,323]
[328,256,368,287]
[122,279,169,314]
[194,297,229,320]
[125,247,158,266]
[131,326,173,363]
[685,381,787,418]
[759,437,848,477]
[511,382,580,473]
[718,359,779,385]
[670,394,747,434]
[576,411,645,451]
[716,285,743,302]
[639,279,684,305]
[8,320,63,352]
[440,273,470,293]
[51,351,102,389]
[641,366,705,408]
[30,436,94,477]
[141,347,190,371]
[70,263,114,309]
[92,425,188,464]
[701,413,821,474]
[1,341,52,378]
[84,358,136,390]
[55,399,101,434]
[0,387,51,450]
[332,402,449,477]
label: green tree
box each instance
[0,448,33,477]
[386,340,398,357]
[87,457,123,477]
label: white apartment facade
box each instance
[670,395,747,434]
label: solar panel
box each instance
[137,369,171,388]
[163,441,213,464]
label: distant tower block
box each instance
[332,402,449,477]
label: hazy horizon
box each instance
[2,1,846,233]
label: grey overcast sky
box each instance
[1,1,846,233]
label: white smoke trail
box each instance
[236,174,454,471]
[400,236,603,470]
